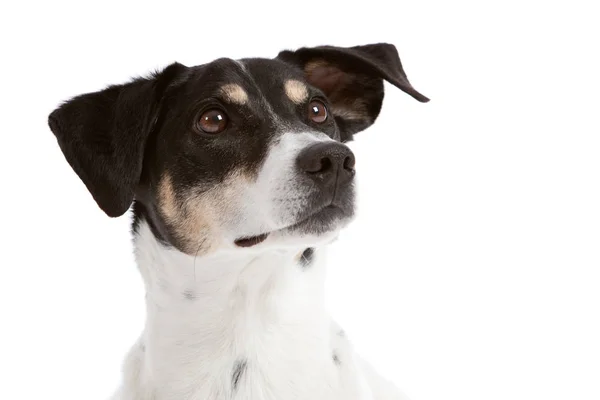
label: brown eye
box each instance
[198,109,228,134]
[308,100,328,123]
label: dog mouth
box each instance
[233,204,349,248]
[234,233,270,247]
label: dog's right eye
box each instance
[197,109,228,134]
[308,100,328,124]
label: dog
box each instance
[48,43,428,400]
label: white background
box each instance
[1,1,599,399]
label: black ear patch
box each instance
[277,43,429,142]
[48,62,187,217]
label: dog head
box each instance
[48,43,428,255]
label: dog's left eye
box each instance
[308,100,328,123]
[198,109,228,134]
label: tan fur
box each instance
[304,60,329,75]
[158,171,254,255]
[219,84,249,105]
[331,99,370,121]
[284,80,309,104]
[158,173,215,255]
[158,173,179,223]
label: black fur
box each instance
[299,248,315,268]
[48,63,187,217]
[182,290,196,300]
[332,351,341,365]
[231,359,247,391]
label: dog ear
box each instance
[277,43,429,142]
[48,62,187,217]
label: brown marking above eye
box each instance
[284,80,309,104]
[198,109,228,134]
[219,84,249,105]
[308,100,328,123]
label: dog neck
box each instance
[127,221,340,399]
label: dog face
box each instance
[48,44,428,255]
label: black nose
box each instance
[296,142,356,186]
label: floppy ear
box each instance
[48,62,187,217]
[277,43,429,142]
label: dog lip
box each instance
[284,202,350,233]
[233,203,349,248]
[234,233,269,247]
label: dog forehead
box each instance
[182,58,250,93]
[154,58,308,175]
[178,57,310,111]
[240,58,304,85]
[241,58,309,101]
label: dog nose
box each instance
[296,142,355,186]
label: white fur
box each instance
[217,130,336,242]
[109,221,410,400]
[109,127,407,400]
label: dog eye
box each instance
[198,109,228,134]
[308,100,328,123]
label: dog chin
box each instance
[286,204,354,235]
[234,204,354,249]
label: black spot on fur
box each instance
[338,329,345,337]
[183,290,196,300]
[232,359,247,391]
[332,351,341,365]
[299,248,315,268]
